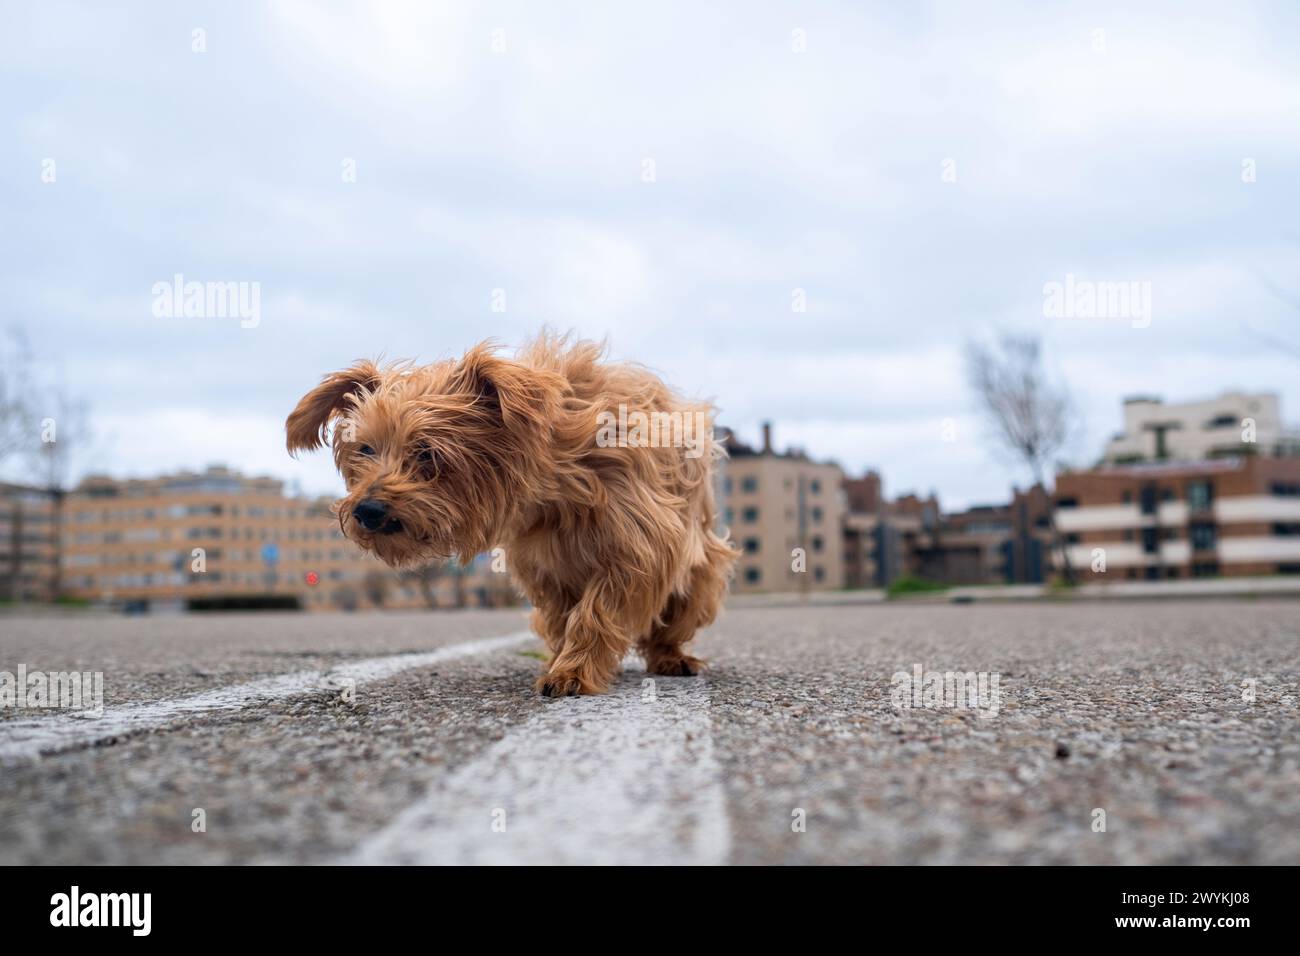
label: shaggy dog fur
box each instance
[285,335,737,696]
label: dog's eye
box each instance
[358,445,375,456]
[416,447,440,475]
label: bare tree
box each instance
[0,328,35,467]
[1246,273,1300,360]
[0,330,33,600]
[965,334,1076,583]
[400,561,447,609]
[2,331,96,600]
[483,567,520,608]
[28,371,93,599]
[450,560,467,608]
[331,585,359,612]
[363,568,392,608]
[31,387,90,492]
[396,559,479,609]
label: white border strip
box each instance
[349,662,731,866]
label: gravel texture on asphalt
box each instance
[1,600,1296,864]
[0,608,531,710]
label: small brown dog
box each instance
[286,334,736,696]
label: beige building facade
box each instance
[721,425,846,593]
[59,466,511,611]
[1104,392,1299,463]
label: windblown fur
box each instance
[286,334,737,695]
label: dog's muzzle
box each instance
[353,499,403,534]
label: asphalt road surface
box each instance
[2,600,1298,865]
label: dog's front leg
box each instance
[536,578,628,697]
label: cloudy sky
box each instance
[4,0,1298,509]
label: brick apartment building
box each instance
[1055,456,1300,580]
[842,471,891,588]
[841,472,1053,588]
[721,424,846,593]
[841,473,936,588]
[917,486,1054,585]
[58,465,511,612]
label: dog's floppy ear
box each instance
[450,343,561,433]
[285,361,381,455]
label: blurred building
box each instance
[58,465,513,612]
[723,429,1054,592]
[841,475,1052,588]
[0,482,59,602]
[1057,389,1300,580]
[915,486,1053,585]
[842,471,889,588]
[841,475,937,588]
[721,424,846,592]
[1103,391,1300,463]
[1056,457,1300,580]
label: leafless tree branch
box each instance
[964,333,1076,582]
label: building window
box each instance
[813,566,824,582]
[1121,491,1132,504]
[1192,562,1219,578]
[1056,497,1078,509]
[723,477,733,494]
[1187,481,1214,512]
[744,567,761,584]
[743,538,760,554]
[1141,527,1159,553]
[1272,482,1300,497]
[1272,523,1300,536]
[740,476,758,493]
[810,479,821,494]
[811,535,823,552]
[742,507,759,523]
[1139,485,1157,515]
[1123,529,1134,542]
[1189,523,1217,550]
[811,507,823,524]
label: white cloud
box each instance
[4,0,1299,509]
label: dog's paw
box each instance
[536,671,586,697]
[646,654,705,677]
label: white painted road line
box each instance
[349,662,731,866]
[0,631,535,763]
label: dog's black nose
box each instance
[352,499,389,531]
